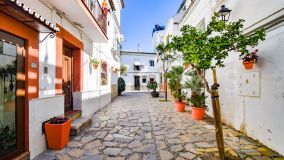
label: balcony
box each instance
[44,0,108,43]
[82,0,107,35]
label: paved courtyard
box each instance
[37,92,283,160]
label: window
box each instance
[142,76,147,83]
[150,78,155,82]
[134,65,140,71]
[101,62,108,85]
[149,60,154,66]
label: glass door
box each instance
[0,31,25,159]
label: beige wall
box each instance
[111,84,118,99]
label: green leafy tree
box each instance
[156,37,179,101]
[159,14,266,159]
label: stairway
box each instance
[65,110,92,136]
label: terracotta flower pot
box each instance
[93,64,98,69]
[175,101,185,112]
[45,119,71,150]
[191,106,205,120]
[243,60,254,70]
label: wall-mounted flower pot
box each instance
[151,91,159,98]
[191,106,205,120]
[93,64,98,69]
[44,119,71,150]
[175,101,185,112]
[242,61,254,70]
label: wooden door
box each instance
[134,76,140,90]
[62,47,73,112]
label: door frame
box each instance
[56,25,84,96]
[134,76,140,90]
[0,31,26,160]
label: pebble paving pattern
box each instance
[36,92,284,160]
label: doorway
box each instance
[134,76,140,90]
[62,46,73,112]
[0,31,25,159]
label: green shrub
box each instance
[118,77,125,95]
[166,66,186,102]
[147,81,158,92]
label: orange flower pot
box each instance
[93,64,98,69]
[243,61,254,70]
[191,106,205,120]
[45,119,71,150]
[175,101,186,112]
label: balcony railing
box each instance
[82,0,107,35]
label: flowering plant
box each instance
[240,49,259,63]
[49,116,69,124]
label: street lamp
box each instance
[218,5,232,22]
[211,4,232,160]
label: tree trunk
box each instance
[211,69,225,160]
[165,75,168,101]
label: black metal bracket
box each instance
[39,32,55,43]
[211,83,220,90]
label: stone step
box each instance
[65,110,82,121]
[70,117,92,136]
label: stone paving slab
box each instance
[36,92,283,160]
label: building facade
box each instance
[0,0,124,159]
[156,0,284,155]
[121,51,161,91]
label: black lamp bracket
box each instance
[40,32,56,43]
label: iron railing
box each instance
[82,0,107,35]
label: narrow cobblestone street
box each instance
[37,92,283,160]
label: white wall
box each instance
[29,95,64,159]
[121,52,161,90]
[18,0,123,158]
[178,0,284,155]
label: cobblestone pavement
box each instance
[37,92,283,160]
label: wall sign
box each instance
[237,71,260,97]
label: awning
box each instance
[0,0,59,33]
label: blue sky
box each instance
[120,0,183,52]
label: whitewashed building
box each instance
[156,0,284,155]
[0,0,124,159]
[121,51,161,91]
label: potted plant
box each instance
[147,81,159,97]
[120,65,128,76]
[188,95,207,120]
[166,66,186,112]
[185,70,207,120]
[90,58,100,69]
[44,116,71,150]
[240,49,259,70]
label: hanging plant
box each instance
[239,49,259,70]
[120,65,128,76]
[90,58,100,69]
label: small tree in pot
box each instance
[147,81,159,98]
[166,66,186,112]
[185,70,207,120]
